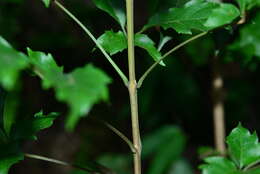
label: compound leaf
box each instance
[27,49,112,131]
[227,124,260,169]
[0,36,28,90]
[92,0,126,29]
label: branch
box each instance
[137,31,207,88]
[54,0,128,86]
[25,153,115,174]
[101,121,137,153]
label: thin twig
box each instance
[25,153,93,173]
[25,153,116,174]
[137,31,207,88]
[243,160,260,171]
[54,0,128,86]
[101,121,137,153]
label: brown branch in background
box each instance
[211,51,226,154]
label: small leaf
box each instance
[226,124,260,169]
[97,31,127,55]
[27,49,112,131]
[199,157,241,174]
[92,0,126,29]
[204,3,240,29]
[41,0,51,8]
[157,33,172,52]
[10,111,58,141]
[0,36,28,90]
[135,34,164,66]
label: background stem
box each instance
[126,0,142,174]
[212,53,226,154]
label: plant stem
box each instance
[25,153,115,174]
[126,0,142,174]
[212,52,226,154]
[137,32,207,88]
[54,0,128,86]
[25,153,93,173]
[102,120,137,153]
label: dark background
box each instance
[0,0,260,174]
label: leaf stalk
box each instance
[137,31,207,88]
[54,0,128,86]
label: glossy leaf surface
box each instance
[227,124,260,169]
[97,31,164,65]
[97,31,127,55]
[200,157,241,174]
[143,0,240,34]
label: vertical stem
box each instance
[126,0,142,174]
[212,53,226,154]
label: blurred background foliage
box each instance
[0,0,260,174]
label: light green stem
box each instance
[54,1,128,86]
[126,0,142,174]
[137,32,207,88]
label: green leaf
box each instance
[148,0,189,14]
[142,126,186,174]
[92,0,126,29]
[0,87,6,130]
[10,111,58,141]
[226,124,260,169]
[97,30,127,55]
[0,151,23,174]
[143,0,240,34]
[27,49,112,131]
[135,34,164,66]
[204,3,240,29]
[97,31,164,65]
[41,0,51,8]
[200,157,241,174]
[0,36,28,90]
[230,14,260,62]
[0,111,56,174]
[157,33,172,52]
[235,0,260,13]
